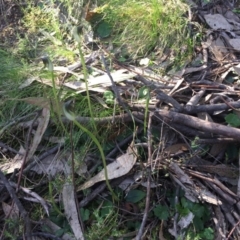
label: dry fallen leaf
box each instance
[2,202,19,219]
[0,109,50,173]
[77,145,137,191]
[17,97,63,114]
[164,143,189,155]
[0,145,26,174]
[30,152,70,176]
[19,77,36,89]
[204,14,232,31]
[16,97,51,109]
[27,108,50,162]
[209,36,228,62]
[62,183,84,240]
[64,69,137,91]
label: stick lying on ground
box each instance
[155,110,240,141]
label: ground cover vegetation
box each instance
[1,0,240,239]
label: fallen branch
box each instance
[156,110,240,141]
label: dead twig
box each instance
[16,112,40,192]
[227,218,240,240]
[100,53,144,126]
[156,110,240,141]
[0,112,37,137]
[0,141,23,155]
[136,75,183,112]
[18,112,145,128]
[136,113,153,240]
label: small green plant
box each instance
[18,0,75,60]
[48,208,72,237]
[185,227,214,240]
[191,136,209,156]
[233,8,240,14]
[176,197,214,239]
[84,201,124,239]
[103,91,115,104]
[153,204,169,220]
[0,49,36,130]
[225,113,240,127]
[153,192,213,239]
[3,218,24,240]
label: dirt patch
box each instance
[0,1,25,47]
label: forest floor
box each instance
[1,0,240,239]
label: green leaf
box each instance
[200,227,214,240]
[138,86,150,99]
[55,228,65,237]
[181,197,193,210]
[118,56,127,62]
[225,113,240,127]
[192,204,205,218]
[176,203,190,216]
[96,21,112,38]
[153,204,169,220]
[190,136,200,151]
[193,217,204,231]
[104,91,114,99]
[100,201,113,217]
[103,91,114,104]
[80,208,90,222]
[125,189,146,203]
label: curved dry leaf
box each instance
[27,108,50,161]
[19,77,36,89]
[77,145,137,191]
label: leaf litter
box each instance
[2,0,240,239]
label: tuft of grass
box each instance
[85,203,123,240]
[0,49,33,122]
[17,0,75,61]
[97,0,193,63]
